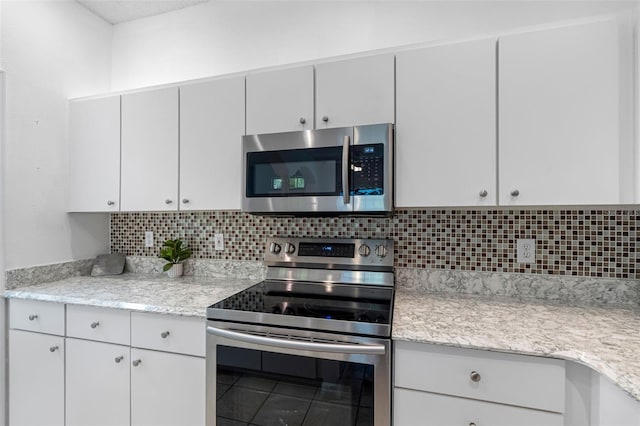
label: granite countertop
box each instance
[393,287,640,402]
[3,273,258,317]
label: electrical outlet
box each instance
[144,231,154,248]
[214,233,224,251]
[517,239,536,263]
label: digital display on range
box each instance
[298,242,355,258]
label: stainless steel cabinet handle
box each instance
[165,199,173,205]
[207,326,386,355]
[470,371,481,382]
[107,200,115,206]
[160,331,170,339]
[90,321,100,329]
[299,117,306,124]
[342,135,350,205]
[182,199,189,204]
[510,189,520,197]
[132,359,141,367]
[470,423,477,426]
[322,115,329,123]
[49,346,59,353]
[479,190,488,198]
[114,356,124,363]
[28,314,38,321]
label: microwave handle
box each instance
[207,325,386,355]
[342,135,350,205]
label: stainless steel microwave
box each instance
[242,123,394,215]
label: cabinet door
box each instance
[246,66,314,134]
[68,96,121,212]
[66,338,130,426]
[396,38,497,207]
[131,348,205,426]
[316,53,394,128]
[9,330,64,426]
[499,20,619,205]
[395,388,564,426]
[180,77,245,210]
[121,87,179,211]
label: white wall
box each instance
[112,0,637,91]
[1,1,113,269]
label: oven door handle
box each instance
[207,326,386,355]
[342,135,350,205]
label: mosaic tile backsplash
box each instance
[111,209,639,279]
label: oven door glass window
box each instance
[216,345,374,426]
[245,147,344,198]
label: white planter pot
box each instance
[166,263,183,278]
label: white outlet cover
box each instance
[144,231,154,248]
[516,239,536,264]
[214,233,224,251]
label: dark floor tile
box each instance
[302,401,357,426]
[252,394,312,426]
[273,381,319,399]
[236,375,278,392]
[217,386,270,423]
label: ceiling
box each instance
[76,0,210,25]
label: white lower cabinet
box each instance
[9,329,65,426]
[395,388,563,426]
[394,341,566,426]
[131,348,206,426]
[66,338,130,426]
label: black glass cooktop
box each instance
[207,280,394,335]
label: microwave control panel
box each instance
[351,144,384,196]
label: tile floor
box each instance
[216,364,374,426]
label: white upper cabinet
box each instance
[246,66,314,135]
[180,77,245,210]
[316,53,395,128]
[68,96,121,212]
[121,87,179,211]
[499,20,620,205]
[396,38,497,207]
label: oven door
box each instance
[206,321,391,426]
[243,127,354,214]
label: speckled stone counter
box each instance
[393,288,640,402]
[3,274,258,317]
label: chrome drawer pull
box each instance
[470,371,481,382]
[160,331,170,339]
[28,314,38,321]
[114,356,124,363]
[132,359,142,367]
[90,321,100,329]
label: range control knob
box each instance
[269,242,282,254]
[358,244,371,257]
[284,243,296,255]
[375,245,388,258]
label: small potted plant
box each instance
[159,238,192,278]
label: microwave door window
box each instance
[246,147,343,197]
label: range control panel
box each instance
[264,237,394,270]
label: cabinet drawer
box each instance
[395,341,565,413]
[9,299,65,335]
[67,305,130,345]
[131,312,204,357]
[394,388,563,426]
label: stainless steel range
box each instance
[206,237,394,426]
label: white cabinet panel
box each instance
[121,87,179,211]
[66,338,130,426]
[246,66,314,134]
[316,53,394,128]
[180,77,245,210]
[9,330,65,426]
[591,371,640,426]
[394,388,564,426]
[131,312,205,357]
[131,348,205,426]
[68,96,121,212]
[499,20,620,205]
[395,341,565,413]
[396,38,497,207]
[66,304,130,345]
[10,299,65,335]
